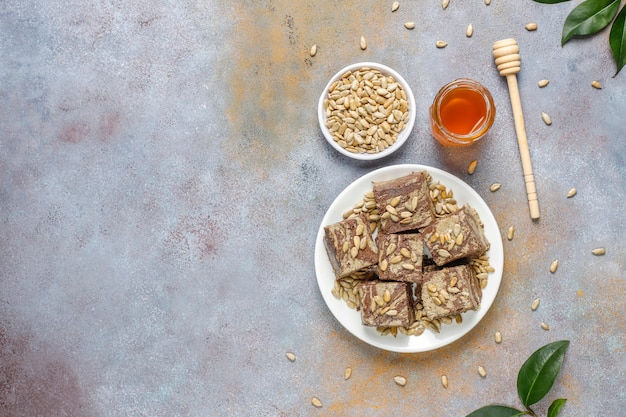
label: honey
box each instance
[430,79,496,146]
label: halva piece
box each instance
[357,280,415,327]
[377,233,423,283]
[422,205,489,266]
[372,171,435,234]
[421,264,482,320]
[323,213,378,279]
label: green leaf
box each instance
[532,0,571,4]
[517,340,570,407]
[609,5,626,75]
[562,0,621,45]
[466,405,526,417]
[548,398,567,417]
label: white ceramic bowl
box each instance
[318,62,416,161]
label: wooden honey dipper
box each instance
[492,38,540,220]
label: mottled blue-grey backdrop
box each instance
[1,1,624,416]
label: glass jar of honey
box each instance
[430,78,496,147]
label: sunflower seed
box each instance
[592,247,606,256]
[286,352,296,362]
[441,375,448,388]
[541,322,550,331]
[372,296,383,308]
[311,397,323,408]
[489,183,501,192]
[442,0,449,9]
[390,255,402,264]
[507,225,515,241]
[383,289,391,303]
[567,188,577,198]
[466,23,473,37]
[550,260,558,273]
[538,79,549,88]
[484,0,491,4]
[394,375,407,386]
[494,331,502,344]
[360,35,367,50]
[531,298,540,311]
[541,112,552,125]
[391,1,400,12]
[436,40,448,48]
[478,366,487,378]
[344,367,352,380]
[309,44,317,57]
[591,80,602,89]
[386,205,398,215]
[380,259,388,271]
[525,22,538,31]
[400,248,411,258]
[467,159,478,174]
[404,21,415,30]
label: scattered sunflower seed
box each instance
[484,0,491,5]
[360,35,367,50]
[591,247,606,256]
[506,225,515,241]
[309,44,317,57]
[392,1,400,12]
[436,40,448,48]
[394,375,407,386]
[404,21,415,29]
[286,351,296,362]
[531,298,540,311]
[467,159,478,175]
[525,22,538,31]
[478,366,487,378]
[494,331,502,344]
[344,367,352,380]
[442,0,450,9]
[311,397,323,408]
[541,322,550,331]
[567,188,577,198]
[489,183,501,192]
[538,79,549,88]
[550,260,558,273]
[466,23,473,37]
[591,80,602,89]
[441,374,449,388]
[541,111,552,125]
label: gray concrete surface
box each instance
[1,1,624,416]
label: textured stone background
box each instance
[1,0,624,416]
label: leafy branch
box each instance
[466,340,570,417]
[532,0,626,76]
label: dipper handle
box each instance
[493,38,540,220]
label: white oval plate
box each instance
[314,164,504,353]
